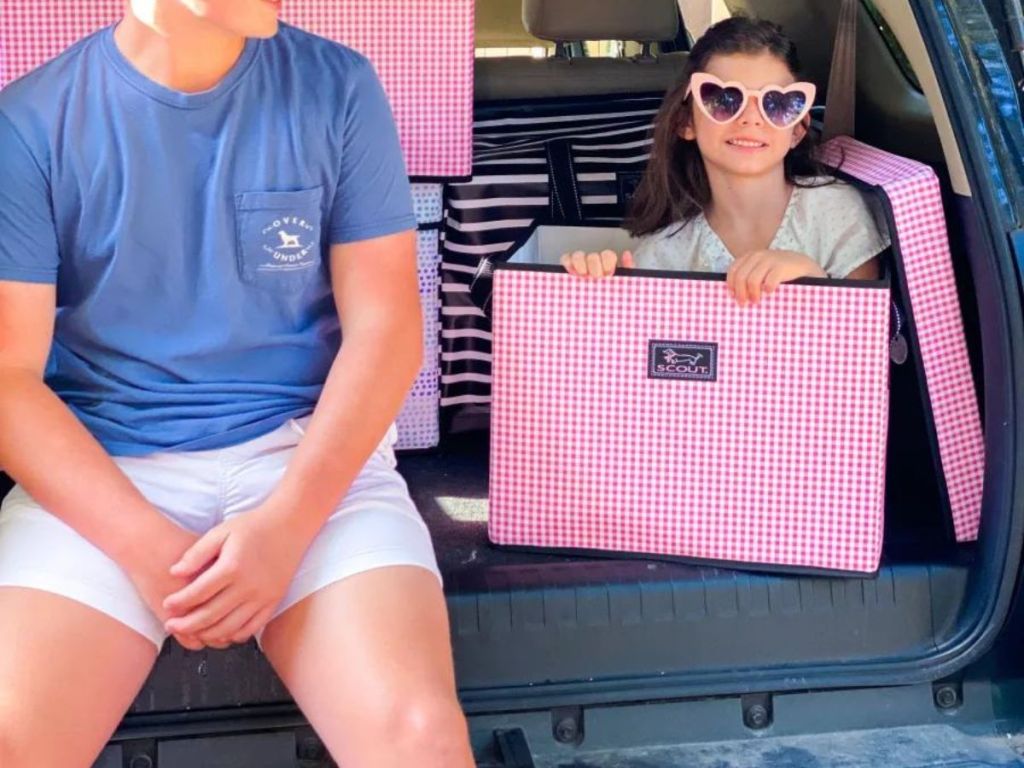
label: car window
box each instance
[863,0,922,91]
[475,42,650,59]
[475,45,551,58]
[679,0,732,40]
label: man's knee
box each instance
[371,690,470,755]
[405,696,469,746]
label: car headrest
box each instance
[477,0,547,48]
[523,0,679,42]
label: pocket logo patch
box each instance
[258,215,318,272]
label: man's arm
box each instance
[163,229,423,643]
[0,280,199,628]
[266,229,422,536]
[162,54,423,644]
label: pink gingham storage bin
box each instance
[396,183,443,451]
[488,265,891,575]
[820,137,984,542]
[0,0,473,179]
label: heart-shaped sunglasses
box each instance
[685,72,817,129]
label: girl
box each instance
[561,16,889,304]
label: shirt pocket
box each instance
[234,186,324,292]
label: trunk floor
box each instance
[399,433,965,583]
[126,437,973,715]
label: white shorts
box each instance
[0,417,441,649]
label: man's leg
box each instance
[261,565,474,768]
[0,490,174,768]
[227,422,472,766]
[0,588,158,768]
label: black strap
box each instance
[547,138,584,225]
[823,0,858,140]
[470,138,585,316]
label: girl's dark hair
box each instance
[626,16,834,237]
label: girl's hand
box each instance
[560,250,635,278]
[161,504,311,648]
[726,249,827,305]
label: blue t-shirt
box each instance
[0,23,417,456]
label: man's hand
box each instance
[726,249,827,305]
[162,505,311,648]
[124,520,205,650]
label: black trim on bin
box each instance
[831,170,958,542]
[488,542,881,580]
[493,260,891,290]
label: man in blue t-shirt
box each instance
[0,2,474,766]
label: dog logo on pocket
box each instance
[259,216,317,271]
[277,230,303,249]
[649,341,718,382]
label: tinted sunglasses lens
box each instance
[698,83,744,122]
[762,90,807,127]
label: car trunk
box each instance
[125,420,973,720]
[0,4,1002,768]
[113,0,1024,729]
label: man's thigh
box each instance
[251,428,459,762]
[0,587,158,768]
[260,565,467,766]
[0,493,171,646]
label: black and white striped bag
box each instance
[440,94,664,429]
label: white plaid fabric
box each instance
[0,0,473,178]
[396,183,443,451]
[489,268,890,574]
[820,137,984,542]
